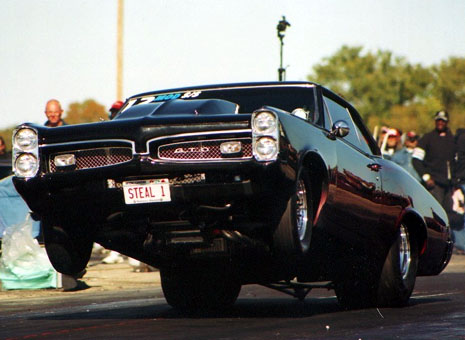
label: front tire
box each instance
[272,170,313,273]
[160,265,241,311]
[42,221,93,276]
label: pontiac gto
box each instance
[12,82,452,310]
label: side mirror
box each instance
[328,120,350,139]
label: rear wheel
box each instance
[160,265,241,311]
[335,224,418,309]
[272,170,313,273]
[42,221,93,276]
[377,224,418,307]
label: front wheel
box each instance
[272,170,313,273]
[160,265,241,311]
[42,221,93,276]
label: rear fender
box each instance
[398,208,428,256]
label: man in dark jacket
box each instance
[455,128,465,186]
[452,128,465,249]
[412,110,456,208]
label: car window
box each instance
[323,96,372,154]
[125,86,317,119]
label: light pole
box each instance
[116,0,124,101]
[277,16,291,81]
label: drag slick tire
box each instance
[160,265,241,311]
[272,170,313,273]
[377,223,418,307]
[42,221,93,276]
[335,224,418,309]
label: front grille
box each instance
[49,147,133,173]
[157,138,252,161]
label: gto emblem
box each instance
[174,146,210,153]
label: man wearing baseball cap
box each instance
[412,110,456,208]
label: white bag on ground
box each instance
[0,215,58,290]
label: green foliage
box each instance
[64,99,107,125]
[433,57,465,112]
[308,46,465,135]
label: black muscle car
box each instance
[12,82,452,310]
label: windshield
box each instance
[123,85,317,120]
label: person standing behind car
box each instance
[451,128,465,251]
[44,99,67,127]
[455,128,465,188]
[392,131,421,181]
[0,136,11,159]
[42,99,87,290]
[109,100,124,120]
[412,110,456,208]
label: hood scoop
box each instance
[151,99,239,116]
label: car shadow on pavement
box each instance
[26,294,451,321]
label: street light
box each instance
[277,16,291,81]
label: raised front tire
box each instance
[160,266,241,311]
[42,222,93,276]
[272,170,313,273]
[377,224,418,307]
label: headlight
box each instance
[252,111,277,135]
[13,126,39,178]
[251,109,280,162]
[253,137,278,161]
[14,153,39,177]
[14,128,38,151]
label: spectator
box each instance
[109,100,124,120]
[412,110,456,209]
[44,99,67,127]
[0,136,11,159]
[43,99,87,290]
[380,127,401,160]
[103,99,126,265]
[392,131,421,181]
[452,128,465,252]
[455,128,465,187]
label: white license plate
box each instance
[123,179,171,204]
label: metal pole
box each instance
[278,34,284,81]
[116,0,124,101]
[276,16,290,82]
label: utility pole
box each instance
[116,0,124,101]
[276,16,291,81]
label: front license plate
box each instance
[123,179,171,204]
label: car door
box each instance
[322,93,384,251]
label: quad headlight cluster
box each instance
[252,109,279,161]
[12,127,39,178]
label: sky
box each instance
[1,0,465,130]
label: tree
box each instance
[307,46,465,134]
[433,57,465,117]
[64,99,107,125]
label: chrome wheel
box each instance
[399,225,411,280]
[296,179,309,241]
[272,170,313,277]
